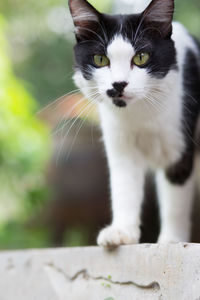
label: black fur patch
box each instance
[113,98,127,107]
[74,40,106,80]
[166,47,200,185]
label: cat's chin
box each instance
[112,98,127,108]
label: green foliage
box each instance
[89,0,112,12]
[0,221,51,250]
[0,15,51,224]
[0,0,112,107]
[175,0,200,37]
[63,226,90,247]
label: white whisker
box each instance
[65,100,97,160]
[55,93,99,163]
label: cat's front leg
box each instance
[97,142,147,248]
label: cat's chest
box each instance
[100,107,184,168]
[134,125,184,168]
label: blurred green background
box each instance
[0,0,199,250]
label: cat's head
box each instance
[69,0,177,108]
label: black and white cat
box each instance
[68,0,200,246]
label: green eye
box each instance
[133,52,150,66]
[93,55,110,67]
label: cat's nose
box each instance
[106,81,128,98]
[112,81,128,93]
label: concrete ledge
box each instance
[0,243,200,299]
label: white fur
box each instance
[156,170,195,243]
[73,22,199,246]
[73,12,98,23]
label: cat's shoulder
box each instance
[172,22,199,55]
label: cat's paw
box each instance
[97,225,139,248]
[157,234,189,243]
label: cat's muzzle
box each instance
[107,89,127,108]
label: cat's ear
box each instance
[68,0,100,41]
[142,0,174,38]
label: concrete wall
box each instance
[1,244,200,299]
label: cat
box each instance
[68,0,200,247]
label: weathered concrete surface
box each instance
[0,244,200,300]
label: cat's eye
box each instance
[93,55,110,67]
[133,52,150,67]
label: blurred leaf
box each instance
[0,221,51,249]
[0,15,51,224]
[89,0,112,12]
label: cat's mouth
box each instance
[113,98,127,108]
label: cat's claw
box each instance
[97,225,139,248]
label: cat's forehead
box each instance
[101,13,141,41]
[107,35,135,60]
[101,14,153,52]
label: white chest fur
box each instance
[98,70,184,169]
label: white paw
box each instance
[97,225,139,248]
[157,234,189,243]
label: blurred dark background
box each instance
[0,0,200,249]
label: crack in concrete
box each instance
[45,263,160,291]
